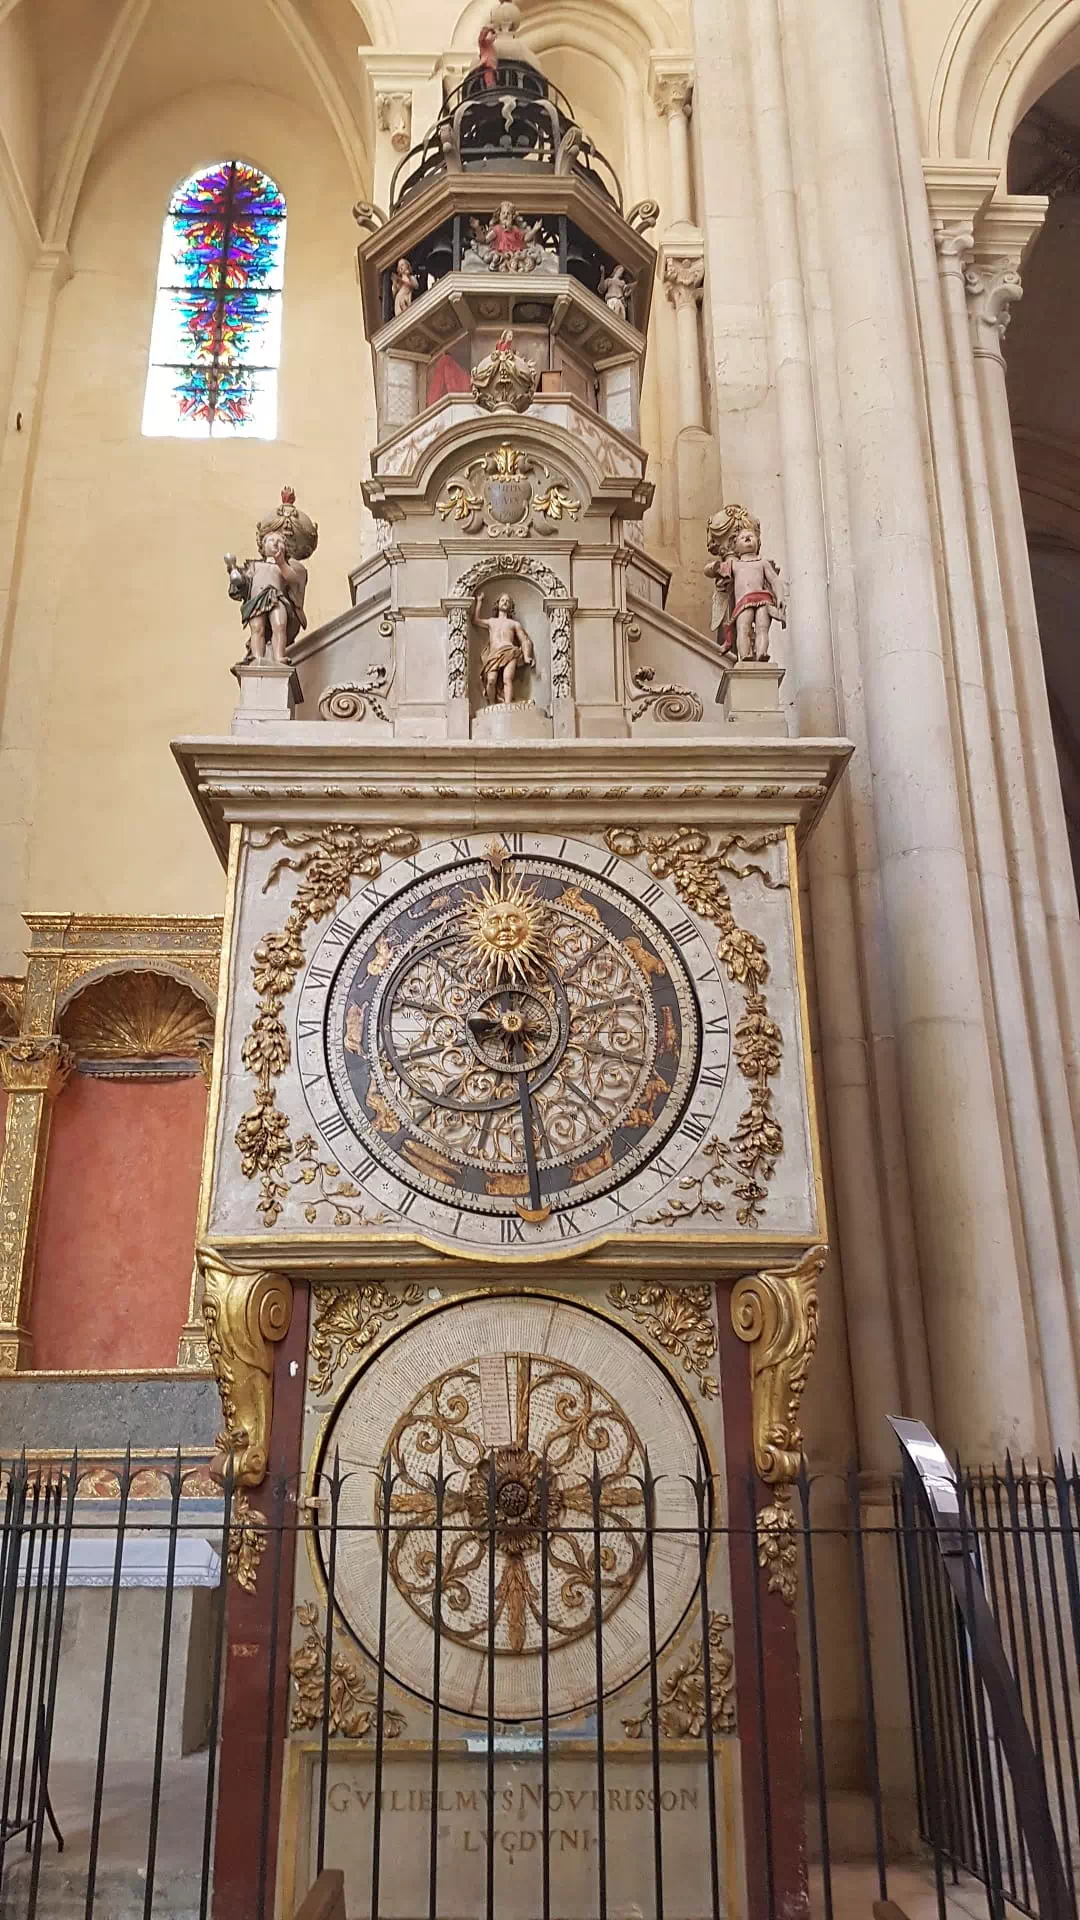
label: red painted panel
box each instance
[30,1074,206,1372]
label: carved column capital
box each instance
[0,1035,74,1096]
[649,53,694,119]
[966,194,1048,365]
[731,1245,825,1486]
[663,251,705,310]
[964,260,1024,362]
[931,219,975,277]
[199,1252,293,1488]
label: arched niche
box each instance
[31,968,214,1373]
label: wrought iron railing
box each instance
[0,1447,1073,1919]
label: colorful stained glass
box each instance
[142,161,286,438]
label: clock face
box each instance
[296,833,731,1254]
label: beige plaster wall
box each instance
[0,84,374,961]
[0,8,40,429]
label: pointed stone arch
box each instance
[929,0,1080,166]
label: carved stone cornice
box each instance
[198,1253,293,1488]
[730,1245,825,1486]
[0,1036,74,1096]
[649,53,694,119]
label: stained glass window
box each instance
[142,161,286,438]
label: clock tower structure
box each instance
[176,16,851,1916]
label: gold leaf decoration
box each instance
[60,970,213,1061]
[607,1283,719,1398]
[289,1602,406,1739]
[236,828,419,1225]
[756,1498,799,1608]
[199,1258,293,1488]
[623,1612,735,1739]
[309,1281,424,1396]
[227,1488,268,1594]
[606,826,786,1225]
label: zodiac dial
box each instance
[296,832,732,1254]
[314,1295,711,1718]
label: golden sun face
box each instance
[460,870,550,986]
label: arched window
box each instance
[142,160,286,438]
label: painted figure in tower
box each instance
[704,504,786,662]
[391,257,420,315]
[477,20,498,85]
[225,486,317,665]
[464,204,559,274]
[472,591,535,704]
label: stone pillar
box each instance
[803,0,1038,1460]
[662,249,706,433]
[967,200,1080,1155]
[650,54,718,618]
[743,0,913,1469]
[921,173,1080,1451]
[0,1036,73,1370]
[357,54,443,216]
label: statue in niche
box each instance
[224,486,318,665]
[391,257,420,315]
[704,503,785,662]
[472,591,535,705]
[463,203,559,274]
[598,264,634,320]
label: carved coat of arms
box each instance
[437,447,581,539]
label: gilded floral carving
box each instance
[309,1281,425,1396]
[289,1602,406,1740]
[606,1283,719,1398]
[606,827,786,1224]
[236,827,419,1225]
[623,1612,735,1740]
[227,1488,269,1594]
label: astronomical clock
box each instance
[177,18,850,1920]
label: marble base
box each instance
[471,700,550,741]
[716,661,788,737]
[231,659,302,728]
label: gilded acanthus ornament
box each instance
[309,1282,425,1396]
[623,1613,735,1739]
[730,1246,825,1487]
[606,827,786,1224]
[290,1602,405,1739]
[437,446,580,538]
[0,1035,74,1095]
[199,1254,293,1487]
[755,1501,799,1609]
[607,1283,719,1399]
[235,827,419,1224]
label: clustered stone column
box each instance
[650,58,704,437]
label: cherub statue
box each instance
[704,504,786,662]
[477,19,498,86]
[391,256,419,315]
[598,263,634,320]
[224,486,318,666]
[472,590,535,704]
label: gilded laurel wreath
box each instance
[236,827,419,1225]
[605,827,786,1225]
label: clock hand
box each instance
[511,1031,546,1218]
